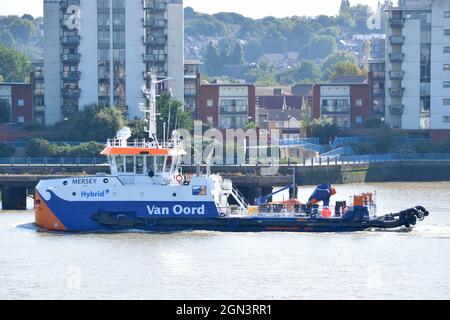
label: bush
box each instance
[350,143,377,155]
[26,139,104,158]
[311,118,340,145]
[0,143,15,157]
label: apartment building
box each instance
[312,82,370,128]
[198,84,256,130]
[385,0,450,130]
[43,0,184,125]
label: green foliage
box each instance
[204,42,221,76]
[303,35,337,60]
[373,127,394,154]
[56,104,126,142]
[26,139,104,158]
[350,143,377,155]
[245,62,277,86]
[0,43,31,82]
[0,143,15,157]
[277,60,322,84]
[329,61,367,80]
[157,92,194,140]
[364,118,388,129]
[0,99,11,123]
[310,118,340,145]
[321,51,359,80]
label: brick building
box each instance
[312,82,370,128]
[0,83,33,124]
[199,84,256,129]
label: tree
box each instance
[303,35,337,60]
[321,51,359,79]
[220,43,232,65]
[311,118,340,145]
[157,92,194,140]
[277,60,322,84]
[204,42,221,76]
[0,43,31,82]
[0,143,15,157]
[57,105,126,142]
[329,61,367,80]
[245,62,277,86]
[230,42,244,65]
[0,99,11,123]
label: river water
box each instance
[1,182,450,300]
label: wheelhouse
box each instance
[101,139,186,176]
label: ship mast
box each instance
[140,71,170,145]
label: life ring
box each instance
[176,175,183,183]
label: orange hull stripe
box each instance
[101,147,170,156]
[35,192,67,231]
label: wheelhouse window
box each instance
[115,155,124,173]
[125,156,134,173]
[136,156,144,174]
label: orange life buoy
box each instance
[176,175,183,183]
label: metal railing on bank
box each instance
[0,157,108,167]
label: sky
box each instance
[0,0,382,19]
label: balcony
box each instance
[143,36,167,47]
[143,19,167,29]
[390,53,404,63]
[61,53,81,64]
[220,106,248,114]
[321,105,351,114]
[32,70,44,80]
[390,36,404,45]
[143,54,167,63]
[389,70,404,80]
[62,71,81,81]
[390,18,404,28]
[61,35,80,46]
[143,0,166,11]
[61,89,81,99]
[372,88,385,97]
[184,90,197,97]
[61,0,80,8]
[389,87,404,97]
[34,89,45,96]
[33,105,45,112]
[389,105,404,115]
[371,71,385,79]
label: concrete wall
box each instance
[167,1,184,103]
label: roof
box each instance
[259,108,303,122]
[258,95,305,110]
[291,84,313,96]
[184,59,203,65]
[255,86,292,96]
[331,75,368,84]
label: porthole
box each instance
[72,192,76,196]
[173,193,177,197]
[63,181,68,186]
[103,178,109,184]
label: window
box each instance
[444,99,450,106]
[444,47,450,53]
[356,99,363,107]
[445,29,450,36]
[444,64,450,71]
[17,99,24,107]
[206,116,213,124]
[445,12,450,18]
[206,99,213,107]
[125,156,134,173]
[443,116,450,123]
[17,116,24,124]
[444,81,450,88]
[355,116,363,124]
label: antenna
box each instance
[141,70,171,146]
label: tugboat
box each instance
[34,74,430,233]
